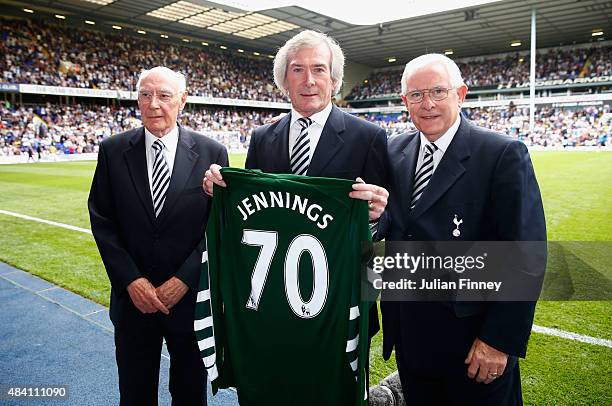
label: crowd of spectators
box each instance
[347,45,612,100]
[464,104,610,147]
[0,103,276,157]
[1,103,139,157]
[1,15,609,153]
[1,17,286,102]
[360,104,610,147]
[2,102,608,159]
[359,111,414,137]
[2,17,610,104]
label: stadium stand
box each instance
[0,103,276,156]
[1,16,610,154]
[3,17,610,104]
[464,104,611,147]
[2,102,609,158]
[360,104,610,147]
[0,17,287,102]
[346,44,612,101]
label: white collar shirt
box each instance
[288,103,333,162]
[145,125,179,196]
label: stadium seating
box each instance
[2,17,610,103]
[0,17,287,102]
[346,45,612,100]
[1,17,610,153]
[360,105,610,147]
[0,103,275,156]
[2,102,609,157]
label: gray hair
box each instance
[273,30,345,95]
[400,54,464,95]
[136,66,187,93]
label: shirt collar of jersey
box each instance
[290,102,333,129]
[144,124,179,155]
[418,114,460,154]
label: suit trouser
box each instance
[113,292,206,406]
[396,351,521,406]
[394,302,522,406]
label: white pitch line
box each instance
[532,324,612,348]
[0,209,92,235]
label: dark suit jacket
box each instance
[88,126,229,325]
[245,104,389,335]
[378,117,546,360]
[246,105,388,186]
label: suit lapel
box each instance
[308,105,345,177]
[157,127,198,225]
[411,119,471,218]
[267,114,292,173]
[397,133,420,220]
[123,127,156,224]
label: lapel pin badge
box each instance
[452,214,463,237]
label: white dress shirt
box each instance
[414,115,461,176]
[145,126,179,197]
[288,103,333,160]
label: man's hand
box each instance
[203,164,226,196]
[465,337,509,384]
[349,177,389,221]
[127,277,169,315]
[155,277,189,310]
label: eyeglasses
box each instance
[405,87,456,103]
[138,90,176,104]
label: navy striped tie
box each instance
[410,142,438,210]
[151,139,170,217]
[290,117,312,176]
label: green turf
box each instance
[521,332,612,405]
[0,215,109,305]
[529,151,612,347]
[229,152,247,169]
[0,161,94,227]
[0,150,610,404]
[530,151,612,241]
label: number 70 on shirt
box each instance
[242,229,330,319]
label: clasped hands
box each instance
[126,276,188,315]
[203,164,389,221]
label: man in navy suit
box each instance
[89,66,228,405]
[377,54,546,405]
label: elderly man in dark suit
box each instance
[89,66,228,405]
[377,54,546,405]
[203,29,389,380]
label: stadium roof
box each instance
[3,0,611,67]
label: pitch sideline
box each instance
[0,209,92,234]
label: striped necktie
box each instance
[151,139,170,217]
[290,117,312,176]
[410,142,438,210]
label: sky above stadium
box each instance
[210,0,502,25]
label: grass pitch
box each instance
[0,151,610,404]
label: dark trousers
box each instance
[396,351,522,406]
[113,294,206,406]
[394,302,522,406]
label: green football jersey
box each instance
[195,168,370,406]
